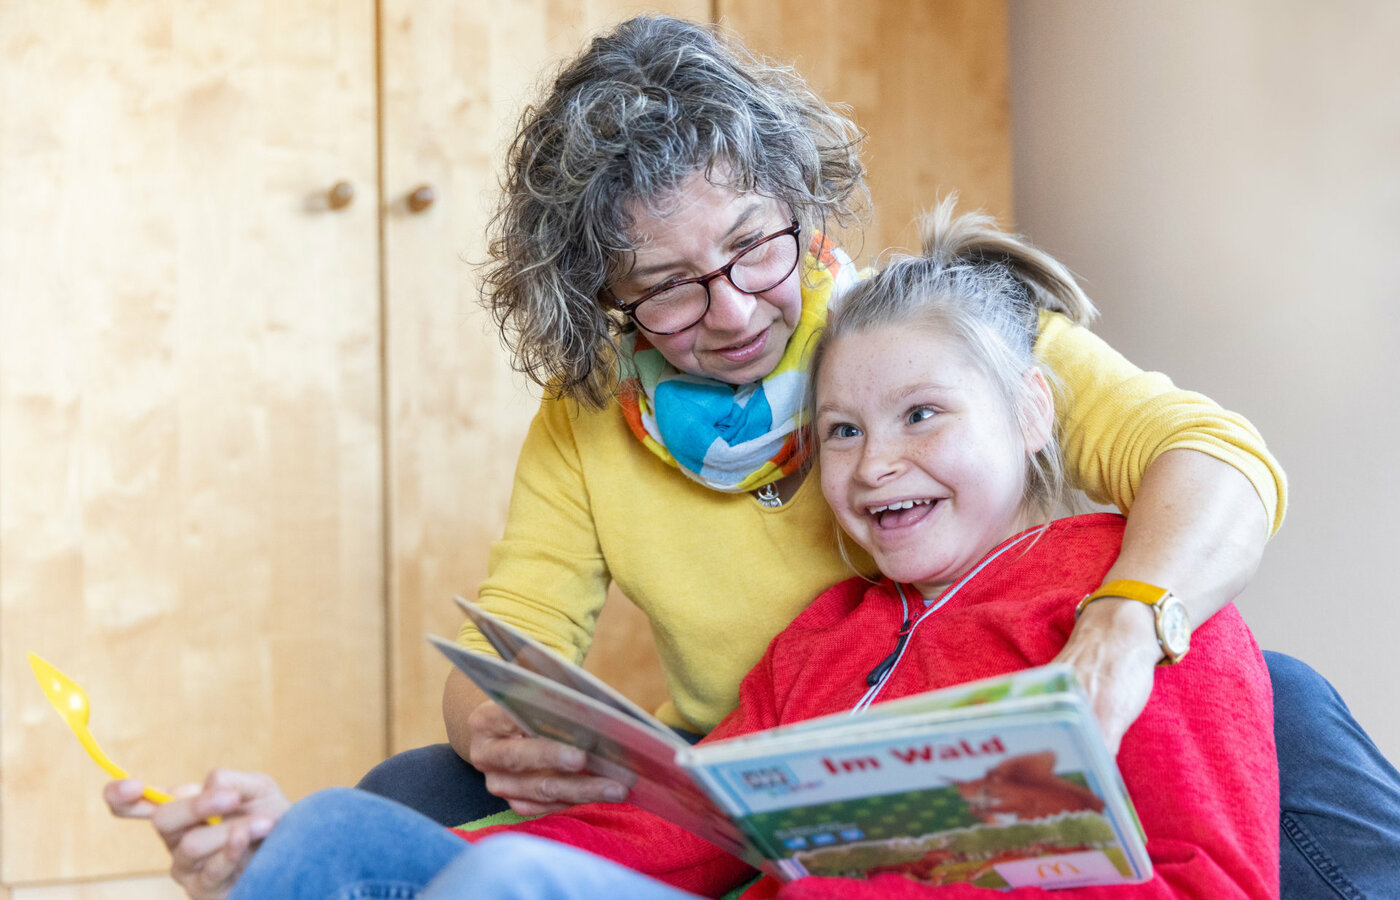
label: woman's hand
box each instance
[104,769,290,900]
[446,668,631,816]
[1052,597,1164,755]
[466,700,630,816]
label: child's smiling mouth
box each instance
[867,498,939,529]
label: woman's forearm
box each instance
[1098,447,1268,627]
[444,668,490,761]
[1057,448,1269,752]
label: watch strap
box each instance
[1075,579,1172,617]
[1076,579,1189,665]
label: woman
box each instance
[350,14,1394,897]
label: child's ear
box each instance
[1020,366,1055,454]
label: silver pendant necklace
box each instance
[754,482,783,508]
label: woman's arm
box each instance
[1054,448,1267,750]
[1036,311,1284,531]
[446,396,631,814]
[1034,311,1284,751]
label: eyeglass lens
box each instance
[630,231,799,334]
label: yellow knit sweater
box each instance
[466,310,1285,733]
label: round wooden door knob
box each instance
[327,181,355,210]
[407,184,436,213]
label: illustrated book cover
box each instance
[432,597,1152,890]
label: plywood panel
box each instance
[0,0,383,883]
[718,0,1012,260]
[381,0,704,752]
[11,876,184,900]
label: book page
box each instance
[429,636,756,861]
[453,596,660,728]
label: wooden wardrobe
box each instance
[0,1,1008,895]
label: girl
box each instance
[115,202,1278,899]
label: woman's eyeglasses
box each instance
[610,219,801,335]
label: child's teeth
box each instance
[872,499,930,514]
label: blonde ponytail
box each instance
[918,195,1096,325]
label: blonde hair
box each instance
[807,197,1096,518]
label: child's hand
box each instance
[104,776,168,820]
[104,770,290,900]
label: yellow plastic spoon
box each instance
[28,651,174,805]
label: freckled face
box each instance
[615,174,802,384]
[815,325,1040,599]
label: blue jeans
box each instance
[359,654,1400,898]
[228,788,469,899]
[228,788,701,900]
[1267,651,1400,899]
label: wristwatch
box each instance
[1076,579,1191,665]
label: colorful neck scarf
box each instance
[617,234,856,493]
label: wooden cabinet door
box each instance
[0,0,384,884]
[380,0,704,754]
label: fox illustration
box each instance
[952,751,1105,824]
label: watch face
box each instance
[1159,598,1191,656]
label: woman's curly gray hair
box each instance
[481,14,868,409]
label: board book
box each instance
[432,597,1151,890]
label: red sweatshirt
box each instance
[471,514,1279,898]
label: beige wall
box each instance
[1009,0,1400,761]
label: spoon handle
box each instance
[73,726,173,803]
